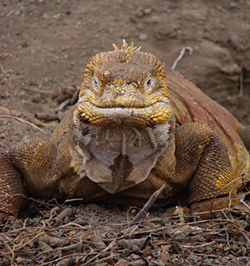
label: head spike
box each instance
[113,43,119,51]
[122,39,128,50]
[112,40,142,52]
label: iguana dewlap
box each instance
[0,41,249,219]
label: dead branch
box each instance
[209,176,249,217]
[171,46,193,71]
[21,87,55,95]
[0,115,50,136]
[35,113,59,122]
[55,98,71,112]
[182,240,216,249]
[130,183,166,225]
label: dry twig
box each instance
[130,183,166,225]
[55,98,71,112]
[209,176,249,217]
[171,46,193,71]
[21,87,55,95]
[0,115,50,136]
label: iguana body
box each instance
[0,41,249,219]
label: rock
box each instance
[143,8,152,15]
[136,23,144,31]
[138,33,148,41]
[10,110,22,116]
[21,41,29,48]
[221,63,241,75]
[0,106,10,115]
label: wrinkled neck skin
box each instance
[71,104,175,194]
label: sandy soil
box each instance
[0,0,250,265]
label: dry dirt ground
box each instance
[1,0,250,265]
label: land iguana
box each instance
[1,41,250,219]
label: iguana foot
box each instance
[190,196,239,219]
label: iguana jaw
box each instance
[76,98,172,128]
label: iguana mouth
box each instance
[76,98,172,127]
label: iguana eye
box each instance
[91,74,101,92]
[144,75,155,91]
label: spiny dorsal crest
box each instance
[113,39,141,52]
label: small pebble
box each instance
[138,33,148,41]
[0,106,10,115]
[21,41,29,48]
[136,23,144,31]
[144,8,152,15]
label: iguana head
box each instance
[76,40,172,128]
[72,41,175,194]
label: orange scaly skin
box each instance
[0,41,249,219]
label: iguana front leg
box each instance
[176,123,239,214]
[0,157,24,218]
[151,123,239,215]
[0,138,60,218]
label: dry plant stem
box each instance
[93,253,121,265]
[228,178,249,208]
[0,235,15,266]
[131,183,166,225]
[0,115,50,137]
[226,228,231,247]
[239,199,250,211]
[49,206,60,220]
[195,253,228,258]
[209,176,248,217]
[182,240,216,249]
[39,253,87,266]
[14,231,45,250]
[82,239,117,266]
[21,87,55,95]
[0,192,26,199]
[171,46,193,71]
[61,222,91,230]
[2,231,45,262]
[55,98,71,112]
[64,198,84,204]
